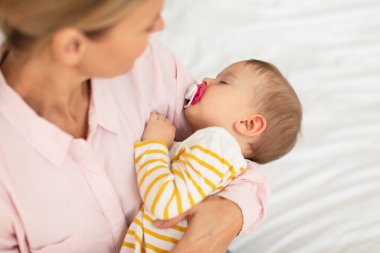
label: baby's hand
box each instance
[142,112,176,147]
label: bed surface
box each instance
[157,1,380,252]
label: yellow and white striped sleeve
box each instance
[134,127,247,220]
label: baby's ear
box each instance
[233,114,266,137]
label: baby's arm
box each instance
[135,113,247,220]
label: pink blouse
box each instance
[0,39,269,253]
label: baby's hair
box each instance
[244,59,302,164]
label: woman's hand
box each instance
[142,112,176,147]
[154,195,242,253]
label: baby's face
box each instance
[185,61,259,132]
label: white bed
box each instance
[157,1,380,252]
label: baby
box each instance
[121,59,302,252]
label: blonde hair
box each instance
[245,59,302,164]
[0,0,144,50]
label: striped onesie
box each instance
[121,127,248,253]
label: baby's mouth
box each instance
[184,83,206,108]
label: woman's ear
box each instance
[50,28,87,66]
[233,114,267,137]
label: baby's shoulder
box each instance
[188,127,232,140]
[180,127,241,153]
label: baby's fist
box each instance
[142,112,176,147]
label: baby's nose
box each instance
[202,78,212,86]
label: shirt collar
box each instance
[0,72,72,167]
[0,69,120,167]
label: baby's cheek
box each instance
[184,106,196,118]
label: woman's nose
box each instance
[155,16,165,32]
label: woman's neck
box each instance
[1,49,91,138]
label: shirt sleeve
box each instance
[134,127,247,220]
[218,161,270,235]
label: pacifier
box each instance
[184,82,207,108]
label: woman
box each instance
[0,0,268,252]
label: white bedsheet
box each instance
[157,1,380,252]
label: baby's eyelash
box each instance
[219,80,228,84]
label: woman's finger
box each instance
[153,212,188,229]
